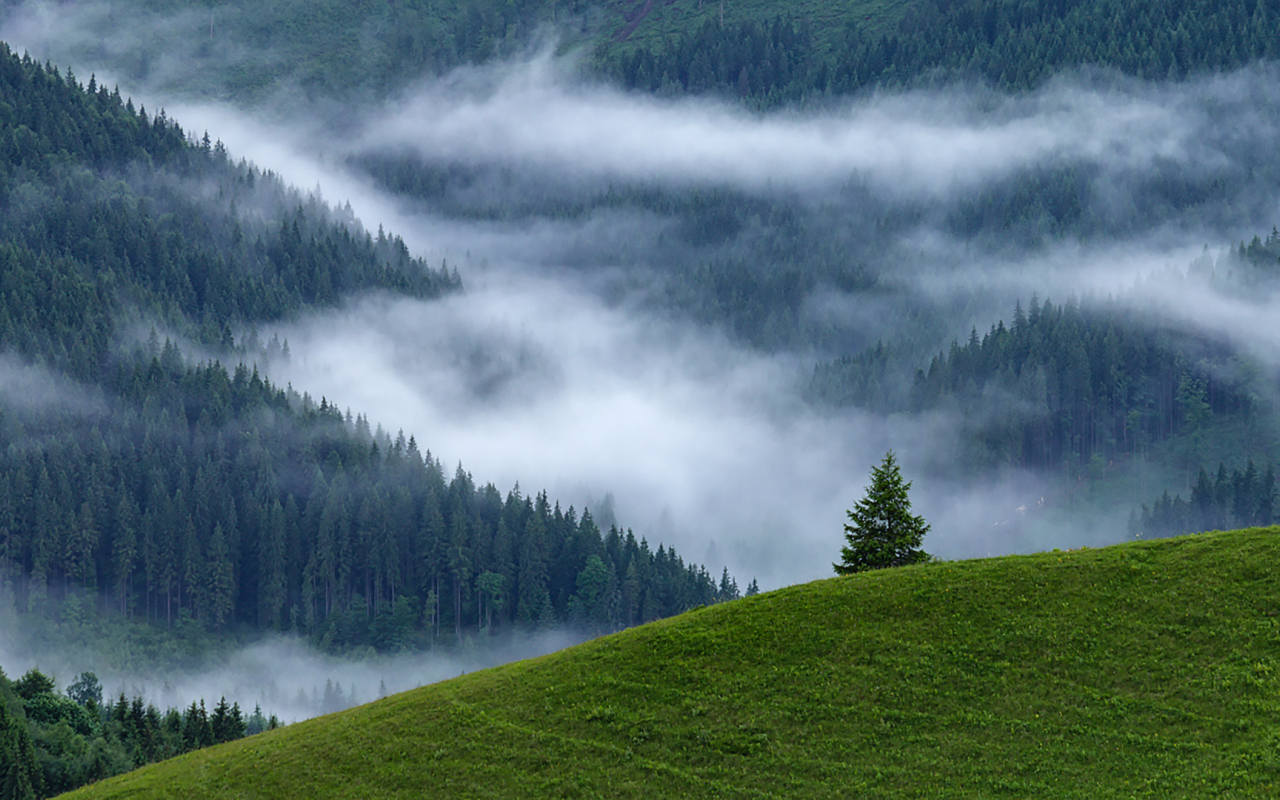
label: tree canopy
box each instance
[835,451,931,575]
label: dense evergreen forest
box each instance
[1,0,1276,654]
[0,10,1277,800]
[0,40,456,375]
[0,0,1276,702]
[1133,459,1277,538]
[14,1,1277,106]
[10,1,1280,361]
[1,344,743,648]
[1,665,277,799]
[811,234,1280,536]
[601,0,1280,103]
[809,290,1259,474]
[0,0,585,103]
[0,42,736,658]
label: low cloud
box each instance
[4,9,1280,592]
[260,270,1085,589]
[0,354,107,421]
[0,622,584,722]
[359,54,1228,199]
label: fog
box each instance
[0,354,107,420]
[6,16,1280,578]
[354,56,1278,202]
[0,621,585,722]
[6,3,1280,716]
[145,58,1280,584]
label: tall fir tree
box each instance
[835,451,931,575]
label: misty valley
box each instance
[2,0,1280,797]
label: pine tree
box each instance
[0,697,40,800]
[205,525,234,630]
[835,451,931,575]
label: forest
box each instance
[0,4,1279,796]
[0,41,738,665]
[15,1,1277,106]
[1,664,279,798]
[810,232,1280,536]
[0,0,1275,638]
[601,0,1280,104]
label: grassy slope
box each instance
[63,529,1280,798]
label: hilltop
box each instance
[62,528,1280,798]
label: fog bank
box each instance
[0,622,584,722]
[4,11,1280,591]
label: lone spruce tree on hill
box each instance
[835,451,931,575]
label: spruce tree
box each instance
[835,451,931,575]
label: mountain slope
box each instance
[599,0,1280,102]
[0,41,735,663]
[10,0,1278,108]
[62,528,1280,798]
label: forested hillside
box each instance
[3,351,739,646]
[601,0,1280,104]
[0,42,734,661]
[0,8,1277,800]
[10,1,1278,107]
[811,236,1280,537]
[810,291,1261,473]
[0,41,455,370]
[0,665,278,799]
[0,0,586,103]
[10,2,1280,360]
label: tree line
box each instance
[0,41,458,383]
[812,289,1264,476]
[1132,459,1279,539]
[599,0,1280,105]
[0,666,276,800]
[0,337,742,652]
[810,236,1280,537]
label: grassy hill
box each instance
[59,528,1280,798]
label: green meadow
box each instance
[62,528,1280,798]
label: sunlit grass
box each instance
[62,527,1280,798]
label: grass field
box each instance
[62,528,1280,798]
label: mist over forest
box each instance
[2,4,1280,786]
[45,45,1280,570]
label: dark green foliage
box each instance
[35,0,1280,109]
[811,285,1267,476]
[64,674,102,711]
[0,710,40,800]
[22,694,95,737]
[7,0,590,104]
[0,338,734,649]
[0,41,458,381]
[0,40,733,650]
[835,451,930,574]
[600,16,832,107]
[0,668,42,800]
[1133,459,1279,538]
[209,698,244,745]
[12,672,55,703]
[4,667,268,800]
[600,1,1280,103]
